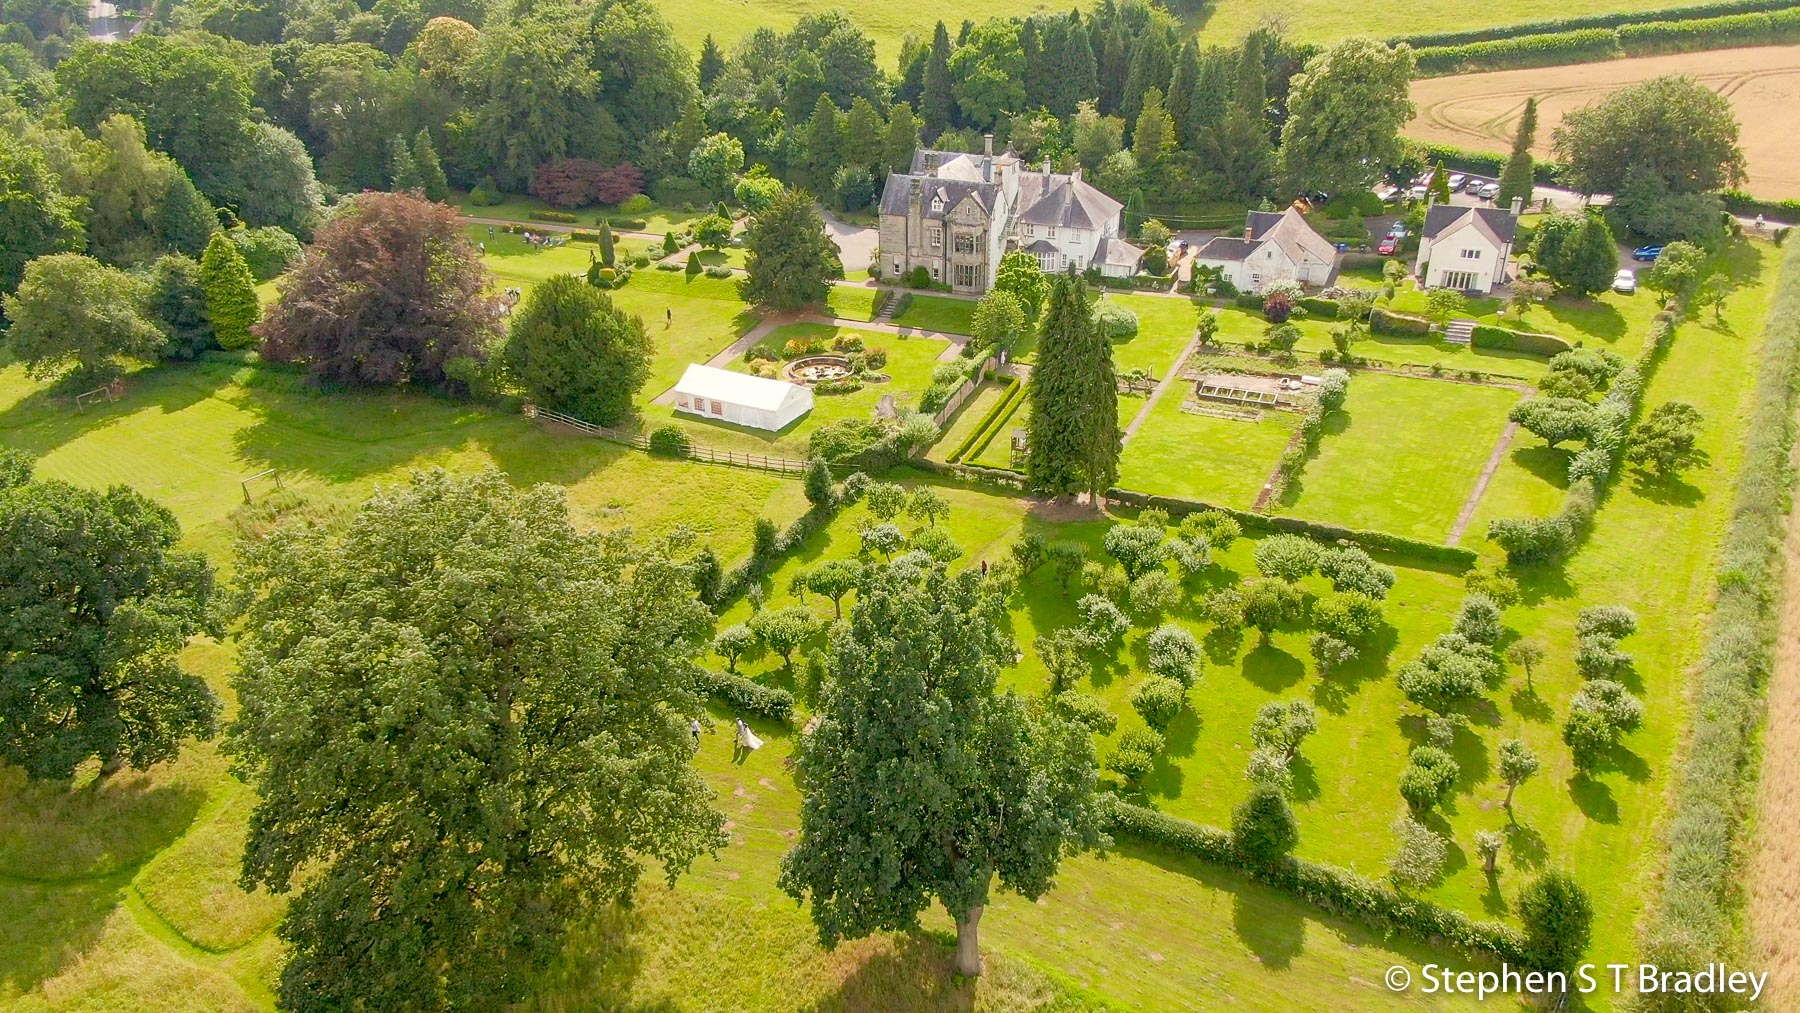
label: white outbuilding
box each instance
[672,364,813,432]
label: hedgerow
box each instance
[1413,7,1800,76]
[1637,241,1800,1008]
[695,668,797,724]
[1388,0,1795,48]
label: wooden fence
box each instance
[528,406,810,475]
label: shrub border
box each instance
[946,376,1024,464]
[1639,240,1800,988]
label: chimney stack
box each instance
[1244,225,1253,240]
[983,133,994,156]
[1043,158,1051,177]
[1509,196,1523,218]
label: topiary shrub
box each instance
[1130,677,1186,730]
[1231,784,1299,867]
[1093,301,1140,340]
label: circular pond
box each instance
[783,355,854,384]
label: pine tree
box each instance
[1430,159,1451,204]
[1185,49,1230,144]
[1168,41,1200,150]
[740,189,843,310]
[804,94,843,193]
[841,97,885,171]
[1235,34,1266,119]
[922,22,955,137]
[698,34,725,92]
[883,103,922,174]
[1122,30,1172,125]
[412,130,450,203]
[599,219,615,267]
[1098,30,1127,114]
[1020,17,1042,110]
[1133,87,1175,165]
[389,135,422,193]
[155,167,216,259]
[200,231,259,350]
[1027,272,1119,501]
[1497,97,1539,209]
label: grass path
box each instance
[1446,420,1519,546]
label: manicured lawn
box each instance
[694,246,748,270]
[1118,393,1295,508]
[824,285,880,322]
[892,294,976,335]
[967,393,1029,470]
[453,191,706,236]
[1281,372,1521,541]
[1212,306,1553,381]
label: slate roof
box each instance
[1191,236,1259,263]
[878,175,997,220]
[1422,204,1519,245]
[1096,236,1146,269]
[1015,171,1123,231]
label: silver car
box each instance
[1613,269,1637,294]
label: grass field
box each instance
[1118,395,1295,508]
[1407,45,1800,199]
[455,191,708,236]
[892,294,977,335]
[1281,372,1521,541]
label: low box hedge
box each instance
[1469,325,1573,357]
[695,669,796,724]
[1370,308,1434,336]
[1104,799,1529,965]
[1234,292,1265,310]
[1299,297,1340,319]
[528,210,578,223]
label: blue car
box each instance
[1633,245,1664,262]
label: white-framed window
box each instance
[1047,227,1057,239]
[931,197,943,212]
[1024,224,1036,237]
[1460,248,1481,260]
[929,226,942,248]
[1441,271,1478,290]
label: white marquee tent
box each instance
[672,364,813,432]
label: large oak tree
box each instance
[227,469,725,1010]
[255,191,501,388]
[780,557,1106,977]
[503,274,652,425]
[1,455,221,780]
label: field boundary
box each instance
[1389,0,1800,49]
[1412,8,1800,77]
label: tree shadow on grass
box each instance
[806,933,977,1013]
[1142,752,1186,801]
[0,765,209,880]
[1568,774,1620,825]
[1626,465,1707,509]
[1509,444,1573,492]
[1481,871,1509,917]
[524,899,678,1013]
[1241,643,1304,693]
[0,874,127,1001]
[1203,625,1246,667]
[1163,706,1202,757]
[1232,887,1306,970]
[0,359,235,461]
[1289,755,1321,804]
[1544,297,1627,341]
[1504,822,1549,871]
[1509,686,1556,724]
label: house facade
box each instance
[878,138,1141,294]
[1414,200,1523,294]
[1190,208,1339,294]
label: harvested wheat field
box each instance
[1408,46,1800,198]
[1750,438,1800,1010]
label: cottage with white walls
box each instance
[1190,208,1339,294]
[877,138,1142,294]
[1414,199,1523,294]
[671,364,813,432]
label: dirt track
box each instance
[1406,46,1800,199]
[1749,433,1800,1005]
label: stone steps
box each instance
[1444,318,1477,345]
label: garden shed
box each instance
[672,364,813,431]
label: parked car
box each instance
[1407,185,1428,201]
[1478,182,1500,200]
[1633,245,1665,261]
[1386,223,1409,239]
[1377,235,1400,255]
[1613,269,1637,294]
[1460,176,1486,192]
[1447,173,1465,191]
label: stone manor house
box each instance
[878,137,1144,294]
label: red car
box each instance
[1377,235,1400,255]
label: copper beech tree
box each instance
[255,191,501,389]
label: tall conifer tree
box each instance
[1027,272,1120,501]
[1497,97,1539,208]
[922,22,955,137]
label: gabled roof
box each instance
[1096,236,1145,269]
[878,174,998,220]
[909,148,1016,181]
[1255,207,1338,267]
[1015,172,1123,231]
[1422,204,1519,245]
[1192,236,1259,263]
[673,364,808,412]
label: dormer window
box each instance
[931,197,944,212]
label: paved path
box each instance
[647,314,795,407]
[1446,420,1519,546]
[459,215,664,244]
[1121,331,1205,445]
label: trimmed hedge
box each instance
[1388,0,1796,48]
[696,668,796,724]
[1105,799,1529,965]
[947,376,1023,463]
[528,210,578,223]
[1414,7,1800,76]
[1415,143,1562,187]
[1370,308,1433,336]
[1470,325,1574,357]
[1234,292,1265,310]
[1298,296,1340,319]
[1104,487,1479,569]
[1638,241,1800,1001]
[1720,189,1800,225]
